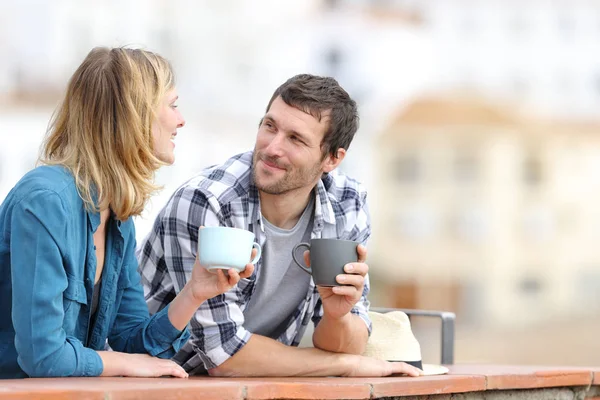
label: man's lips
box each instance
[261,159,286,171]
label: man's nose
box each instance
[264,132,285,156]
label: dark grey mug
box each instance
[292,238,359,287]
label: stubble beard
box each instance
[252,152,323,195]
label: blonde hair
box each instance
[40,47,174,220]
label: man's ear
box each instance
[322,148,346,173]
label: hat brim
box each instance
[422,364,449,376]
[387,362,449,376]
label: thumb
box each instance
[356,244,367,263]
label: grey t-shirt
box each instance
[243,198,314,339]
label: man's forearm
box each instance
[312,313,369,355]
[208,334,353,377]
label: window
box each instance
[523,154,543,187]
[454,151,479,184]
[518,275,543,296]
[453,206,488,243]
[395,154,420,183]
[521,205,554,242]
[395,206,438,240]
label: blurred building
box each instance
[371,95,600,327]
[2,0,600,337]
[393,0,600,120]
[2,0,600,115]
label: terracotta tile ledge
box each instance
[0,365,598,400]
[447,364,598,390]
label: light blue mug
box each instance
[198,226,262,272]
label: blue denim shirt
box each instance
[0,165,190,378]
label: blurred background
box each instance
[1,0,599,366]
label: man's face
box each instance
[252,96,331,195]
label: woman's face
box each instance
[152,88,185,164]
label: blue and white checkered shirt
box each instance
[137,151,372,373]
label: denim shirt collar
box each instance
[86,189,123,235]
[87,189,102,233]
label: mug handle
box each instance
[292,242,312,275]
[250,242,262,264]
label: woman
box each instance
[0,47,253,379]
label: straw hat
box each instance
[363,311,449,376]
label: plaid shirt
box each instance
[137,151,372,373]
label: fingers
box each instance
[331,285,361,298]
[356,244,367,263]
[248,247,258,262]
[333,263,368,298]
[239,263,255,279]
[389,362,423,377]
[336,273,365,288]
[147,358,189,378]
[226,268,241,286]
[303,250,311,267]
[216,269,229,286]
[220,265,254,289]
[170,364,189,379]
[165,361,188,378]
[343,262,368,276]
[316,285,334,299]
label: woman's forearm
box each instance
[167,283,206,331]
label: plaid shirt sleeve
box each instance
[311,182,373,335]
[138,182,253,371]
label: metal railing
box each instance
[371,307,455,365]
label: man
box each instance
[137,74,421,377]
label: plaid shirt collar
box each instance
[250,171,336,237]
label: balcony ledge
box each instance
[1,364,599,400]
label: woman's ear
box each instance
[322,148,346,173]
